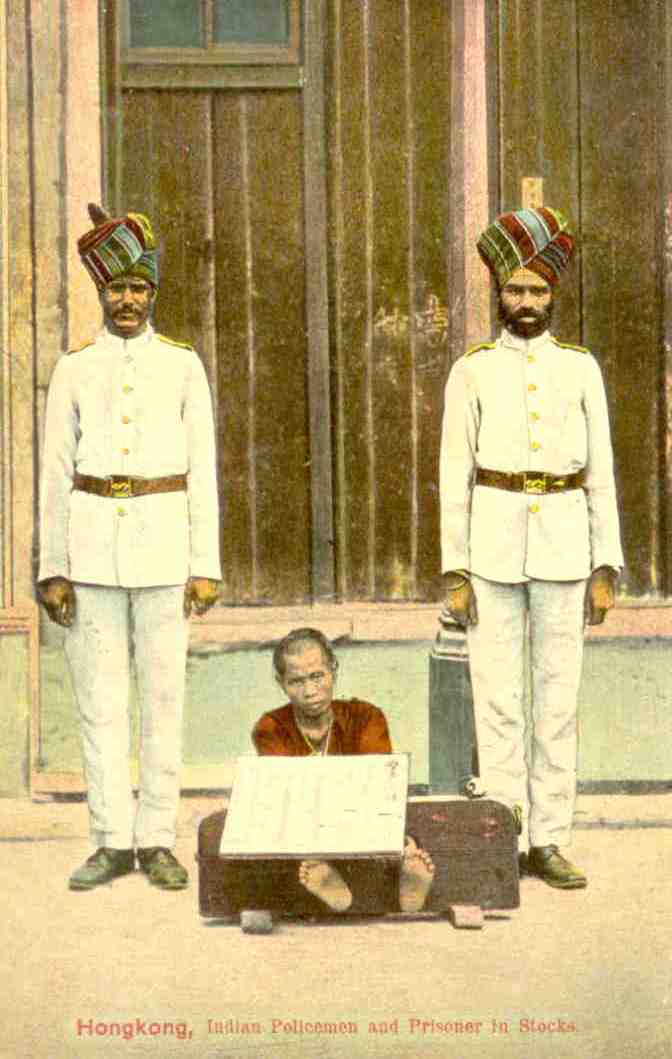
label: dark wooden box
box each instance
[197,797,519,919]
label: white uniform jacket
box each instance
[439,328,624,582]
[39,325,221,587]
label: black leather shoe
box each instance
[526,845,587,889]
[69,848,135,890]
[137,847,188,890]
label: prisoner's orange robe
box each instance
[252,698,392,756]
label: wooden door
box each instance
[104,0,458,607]
[106,0,313,606]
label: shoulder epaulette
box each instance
[156,333,195,351]
[465,341,496,357]
[551,337,589,354]
[66,340,93,356]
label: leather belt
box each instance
[73,473,187,499]
[475,467,586,495]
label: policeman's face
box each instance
[100,277,156,338]
[499,268,553,338]
[277,643,336,721]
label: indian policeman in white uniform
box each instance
[38,204,221,891]
[440,207,623,889]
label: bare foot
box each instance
[399,836,435,912]
[298,860,352,913]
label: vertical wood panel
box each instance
[328,0,371,599]
[447,0,466,357]
[409,0,452,600]
[213,94,255,602]
[499,0,581,341]
[102,0,123,213]
[325,0,346,599]
[303,0,335,602]
[578,0,661,595]
[403,0,419,601]
[461,0,491,350]
[369,0,413,598]
[661,1,672,597]
[245,91,310,604]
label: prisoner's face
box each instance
[278,643,336,720]
[500,268,553,339]
[100,277,156,338]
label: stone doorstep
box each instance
[2,793,672,843]
[41,602,672,654]
[188,603,672,651]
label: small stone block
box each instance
[241,909,274,935]
[447,904,484,930]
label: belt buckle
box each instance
[109,477,132,499]
[523,473,546,495]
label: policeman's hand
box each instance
[38,577,76,627]
[183,577,219,618]
[585,566,618,626]
[440,571,478,628]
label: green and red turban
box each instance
[477,207,575,287]
[78,203,159,291]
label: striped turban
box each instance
[78,204,159,291]
[477,207,575,287]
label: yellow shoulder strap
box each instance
[66,340,93,356]
[551,337,589,354]
[156,333,195,351]
[465,341,496,358]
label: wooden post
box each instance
[65,0,104,352]
[450,0,492,354]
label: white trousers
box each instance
[466,575,586,849]
[65,584,188,850]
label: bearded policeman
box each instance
[38,205,221,891]
[439,207,623,889]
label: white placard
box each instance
[219,754,409,859]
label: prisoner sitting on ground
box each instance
[252,627,434,914]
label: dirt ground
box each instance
[4,795,672,1059]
